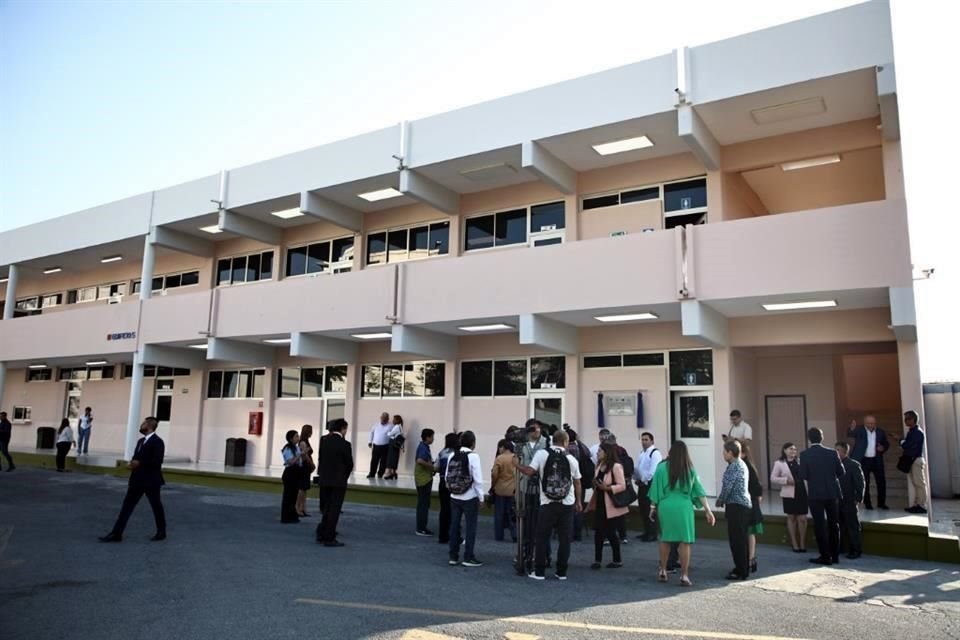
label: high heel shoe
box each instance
[750,558,758,574]
[657,568,668,582]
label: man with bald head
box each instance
[848,415,890,510]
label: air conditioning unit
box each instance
[107,295,124,305]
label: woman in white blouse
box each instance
[770,442,808,552]
[55,418,75,472]
[280,430,304,523]
[383,414,405,480]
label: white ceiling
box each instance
[413,147,535,195]
[16,236,161,275]
[706,287,890,317]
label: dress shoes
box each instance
[809,557,832,565]
[98,533,122,543]
[323,540,345,547]
[150,533,167,542]
[846,552,862,559]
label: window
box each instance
[663,178,707,213]
[460,360,494,396]
[669,349,713,386]
[582,352,666,369]
[122,365,190,378]
[583,354,623,369]
[56,366,113,381]
[461,357,559,396]
[286,237,354,277]
[530,202,565,233]
[325,365,347,394]
[530,356,565,390]
[41,293,63,308]
[276,366,346,399]
[131,270,201,294]
[465,202,564,252]
[15,297,39,311]
[206,369,266,398]
[361,362,445,398]
[207,371,223,398]
[217,251,273,286]
[26,368,53,382]
[12,406,31,423]
[366,222,450,266]
[582,177,707,219]
[97,283,126,300]
[623,352,665,367]
[494,360,527,396]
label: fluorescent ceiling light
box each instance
[351,332,393,340]
[0,278,7,284]
[271,208,303,220]
[781,154,841,172]
[28,363,48,369]
[100,255,123,264]
[594,313,659,323]
[457,323,514,332]
[357,188,403,202]
[263,338,291,344]
[188,343,208,350]
[199,225,223,234]
[592,135,654,156]
[762,300,837,311]
[85,360,108,366]
[43,267,62,275]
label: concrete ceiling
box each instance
[14,236,161,275]
[706,287,890,317]
[413,148,535,195]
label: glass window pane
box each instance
[68,289,79,303]
[260,251,273,280]
[583,355,622,369]
[530,201,565,232]
[331,238,353,264]
[97,286,113,300]
[155,395,172,422]
[181,271,200,286]
[381,364,402,397]
[151,278,163,292]
[424,362,445,397]
[230,256,247,284]
[286,246,308,277]
[207,371,223,398]
[222,370,239,398]
[664,211,707,229]
[429,222,450,256]
[464,216,495,252]
[278,368,300,398]
[362,365,381,397]
[669,349,713,386]
[246,253,261,281]
[620,186,660,204]
[157,366,173,377]
[88,367,103,381]
[143,366,156,377]
[460,361,493,396]
[387,229,408,263]
[533,237,562,247]
[582,194,620,210]
[217,259,232,285]
[531,356,565,390]
[663,178,707,212]
[165,274,182,289]
[325,365,348,394]
[623,352,665,367]
[409,226,429,260]
[235,370,252,398]
[494,360,527,396]
[367,232,387,266]
[301,368,323,398]
[495,209,527,246]
[402,363,425,397]
[173,368,191,376]
[306,242,330,274]
[252,369,265,398]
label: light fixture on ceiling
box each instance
[270,208,304,220]
[199,225,222,234]
[357,188,403,202]
[592,135,654,156]
[457,323,515,332]
[762,300,837,311]
[263,338,291,344]
[28,363,48,369]
[594,313,659,323]
[780,154,841,172]
[350,332,393,340]
[100,255,123,264]
[459,163,518,182]
[750,96,826,125]
[85,360,108,366]
[0,277,8,284]
[188,343,209,350]
[43,267,62,275]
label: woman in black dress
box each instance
[770,442,808,552]
[296,424,315,518]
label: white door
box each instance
[64,382,83,424]
[672,390,716,495]
[530,395,564,431]
[764,395,807,482]
[154,378,175,446]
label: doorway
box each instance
[323,398,346,428]
[764,395,807,481]
[154,378,175,445]
[671,390,716,495]
[530,395,564,431]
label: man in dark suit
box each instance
[315,418,353,547]
[799,427,844,565]
[847,415,889,510]
[99,417,166,542]
[835,442,865,559]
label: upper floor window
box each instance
[461,355,565,396]
[668,349,713,386]
[366,221,450,266]
[121,365,191,378]
[57,365,115,381]
[132,270,200,294]
[207,368,265,399]
[464,201,565,253]
[582,177,707,230]
[26,367,53,382]
[582,352,666,369]
[277,365,348,398]
[12,406,31,423]
[361,362,445,398]
[217,251,273,286]
[286,237,354,277]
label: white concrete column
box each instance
[0,362,7,412]
[124,350,146,460]
[897,340,925,509]
[140,236,156,301]
[262,367,277,470]
[3,264,20,320]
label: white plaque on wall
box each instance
[606,393,636,416]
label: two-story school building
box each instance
[0,1,921,495]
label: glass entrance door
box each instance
[154,378,175,446]
[672,390,716,495]
[530,395,564,431]
[64,382,83,425]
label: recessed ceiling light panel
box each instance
[263,338,291,344]
[351,332,393,340]
[100,255,123,264]
[357,188,403,202]
[199,225,222,234]
[592,136,654,156]
[43,267,62,274]
[85,360,108,366]
[457,323,515,332]
[762,300,837,311]
[594,313,659,323]
[28,363,48,369]
[271,208,304,219]
[780,154,841,172]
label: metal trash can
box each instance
[225,437,248,467]
[36,427,56,449]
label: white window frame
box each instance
[581,350,668,370]
[581,175,708,221]
[12,406,31,424]
[216,251,274,287]
[284,235,355,279]
[365,220,451,267]
[206,368,266,399]
[459,355,566,397]
[25,368,53,382]
[463,199,566,254]
[15,296,40,311]
[275,365,349,399]
[360,361,446,399]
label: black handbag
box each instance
[611,482,638,508]
[896,454,915,474]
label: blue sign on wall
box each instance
[106,331,136,341]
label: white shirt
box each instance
[864,429,877,458]
[446,447,485,501]
[728,421,753,441]
[636,445,663,484]
[386,424,403,440]
[57,426,74,443]
[530,446,582,507]
[79,415,92,430]
[369,422,392,446]
[589,443,600,465]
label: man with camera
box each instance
[516,419,550,573]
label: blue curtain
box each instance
[597,393,605,429]
[636,392,644,429]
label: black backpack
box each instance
[619,449,635,480]
[541,449,573,501]
[575,442,595,487]
[445,450,474,494]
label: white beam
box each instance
[149,226,214,257]
[889,285,917,342]
[519,314,578,354]
[678,105,721,171]
[300,191,364,233]
[218,210,282,245]
[399,169,459,215]
[521,141,576,195]
[2,264,20,320]
[207,337,276,367]
[681,300,728,347]
[391,325,458,360]
[876,63,900,142]
[290,332,358,363]
[140,344,208,369]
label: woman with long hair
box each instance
[383,414,405,480]
[741,444,764,573]
[296,424,315,518]
[770,442,808,552]
[280,429,304,524]
[55,418,75,472]
[648,440,716,586]
[588,441,628,569]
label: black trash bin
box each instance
[225,437,248,467]
[36,427,56,450]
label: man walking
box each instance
[0,411,15,471]
[634,431,662,541]
[77,406,94,455]
[316,418,353,547]
[799,428,844,565]
[519,429,582,581]
[99,417,166,542]
[847,415,889,509]
[835,442,865,559]
[367,412,392,479]
[446,430,484,567]
[723,410,753,445]
[900,410,929,514]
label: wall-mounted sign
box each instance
[609,231,626,237]
[606,393,636,416]
[680,196,693,209]
[107,331,137,341]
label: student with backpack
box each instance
[518,429,582,581]
[634,431,663,541]
[565,427,593,542]
[445,430,485,567]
